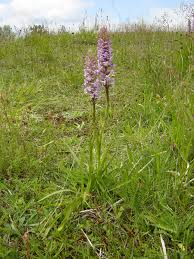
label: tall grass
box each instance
[0,26,193,258]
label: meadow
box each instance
[0,26,193,258]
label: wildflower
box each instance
[84,54,100,123]
[97,26,114,111]
[84,55,100,101]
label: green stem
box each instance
[105,86,110,114]
[92,98,96,125]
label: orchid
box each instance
[97,27,114,111]
[84,54,100,122]
[84,55,100,101]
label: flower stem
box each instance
[92,99,96,125]
[105,86,110,114]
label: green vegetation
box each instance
[0,28,193,258]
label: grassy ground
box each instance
[0,29,193,258]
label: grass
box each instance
[0,28,193,258]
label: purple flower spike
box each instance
[84,55,100,101]
[97,27,114,88]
